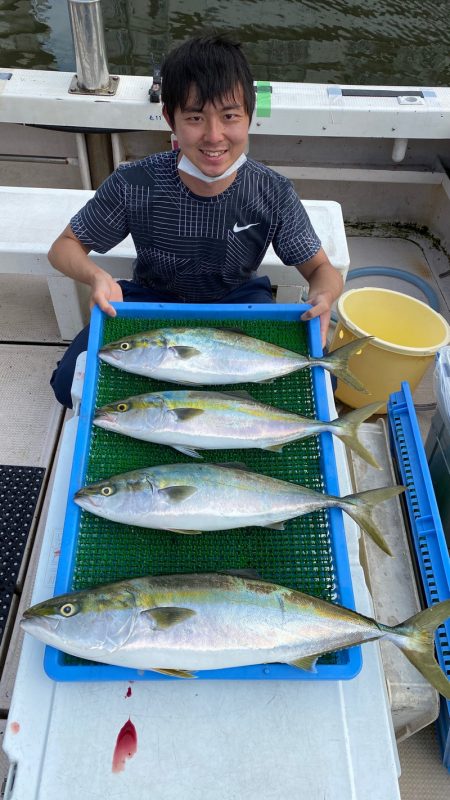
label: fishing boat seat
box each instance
[0,186,349,340]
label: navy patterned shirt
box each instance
[70,151,321,302]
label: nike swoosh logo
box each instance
[233,222,260,233]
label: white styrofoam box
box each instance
[0,186,349,338]
[0,187,348,273]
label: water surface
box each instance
[1,0,449,86]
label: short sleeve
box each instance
[272,180,321,265]
[70,170,129,254]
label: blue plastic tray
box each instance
[45,302,361,682]
[388,381,450,770]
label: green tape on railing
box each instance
[256,81,272,117]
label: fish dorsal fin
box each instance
[144,607,196,629]
[219,569,263,580]
[150,667,196,679]
[171,346,201,359]
[289,655,319,672]
[172,408,205,421]
[159,485,198,502]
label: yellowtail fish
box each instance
[20,571,450,695]
[74,463,404,555]
[98,327,373,391]
[94,391,382,468]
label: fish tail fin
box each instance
[339,485,406,556]
[317,336,375,392]
[330,402,384,468]
[388,600,450,699]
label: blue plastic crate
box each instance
[45,302,362,682]
[388,381,450,770]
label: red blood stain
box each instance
[125,686,132,698]
[112,718,137,773]
[10,722,20,734]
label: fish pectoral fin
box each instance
[144,607,196,629]
[263,521,286,530]
[171,346,201,359]
[173,444,203,459]
[167,528,203,535]
[159,485,198,502]
[173,407,205,421]
[289,654,319,673]
[150,667,196,679]
[263,444,284,453]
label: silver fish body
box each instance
[93,390,382,466]
[20,572,450,697]
[98,327,373,391]
[74,463,404,554]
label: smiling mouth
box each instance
[200,149,227,158]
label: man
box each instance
[48,33,343,407]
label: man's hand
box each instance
[48,224,124,318]
[300,291,333,349]
[295,247,344,350]
[90,273,123,317]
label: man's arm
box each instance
[295,247,344,348]
[48,225,123,317]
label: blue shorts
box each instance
[50,276,274,408]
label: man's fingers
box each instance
[319,318,329,349]
[99,298,117,317]
[300,303,331,349]
[90,293,117,317]
[110,285,124,303]
[89,275,122,317]
[300,303,324,321]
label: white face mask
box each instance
[177,153,247,184]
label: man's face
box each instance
[166,85,250,178]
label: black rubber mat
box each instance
[0,465,45,644]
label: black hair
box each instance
[161,34,255,127]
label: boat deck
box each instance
[1,233,450,796]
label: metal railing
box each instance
[67,0,118,95]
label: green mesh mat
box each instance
[67,316,339,667]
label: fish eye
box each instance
[101,486,114,496]
[116,403,129,412]
[120,342,131,351]
[60,603,77,617]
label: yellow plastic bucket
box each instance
[329,287,450,410]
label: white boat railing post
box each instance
[392,138,409,163]
[67,0,119,96]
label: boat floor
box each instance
[1,233,450,796]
